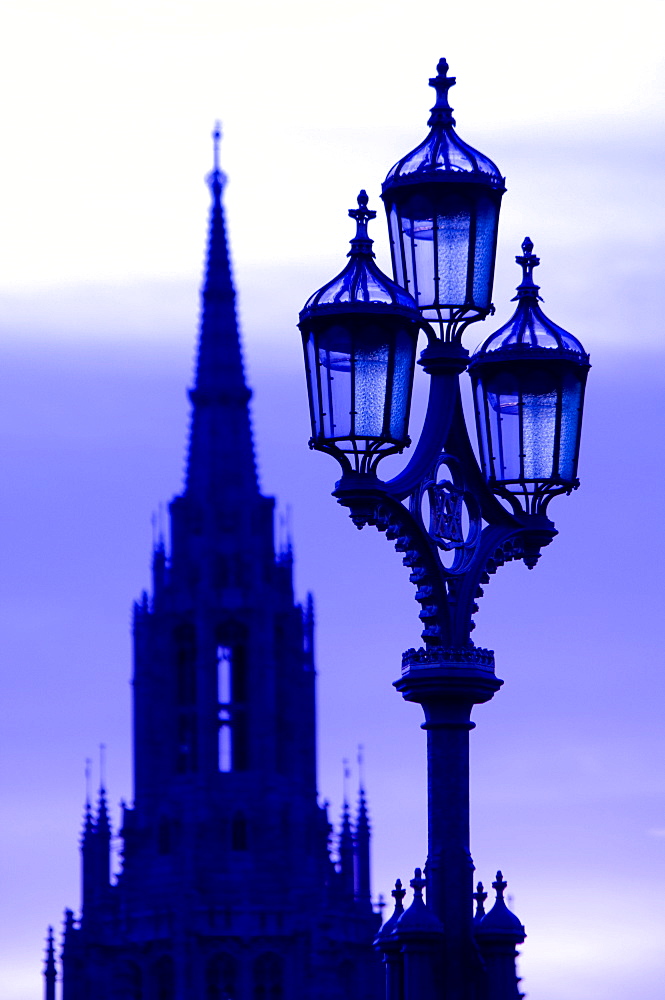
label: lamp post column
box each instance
[395,653,502,999]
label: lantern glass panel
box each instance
[521,376,558,480]
[389,207,405,287]
[306,323,417,451]
[558,373,583,480]
[485,371,521,481]
[474,379,492,473]
[354,332,391,438]
[316,325,353,439]
[476,365,586,488]
[389,329,416,440]
[436,194,471,305]
[472,196,498,310]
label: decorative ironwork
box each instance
[429,482,465,548]
[300,57,588,1000]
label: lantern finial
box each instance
[513,237,542,301]
[428,57,456,127]
[347,190,377,258]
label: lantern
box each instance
[381,59,505,334]
[468,239,590,512]
[299,192,422,475]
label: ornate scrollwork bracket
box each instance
[332,385,557,652]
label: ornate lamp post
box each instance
[299,59,589,1000]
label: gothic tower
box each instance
[48,127,380,1000]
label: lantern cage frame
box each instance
[381,58,506,344]
[299,191,424,477]
[301,305,424,476]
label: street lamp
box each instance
[299,59,589,1000]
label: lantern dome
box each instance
[301,191,418,318]
[473,238,587,360]
[299,192,422,476]
[468,239,590,512]
[383,60,504,192]
[381,59,506,330]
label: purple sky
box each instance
[1,2,665,997]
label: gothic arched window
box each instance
[206,953,237,1000]
[216,642,249,773]
[174,624,197,705]
[151,955,175,1000]
[231,812,248,851]
[158,818,171,855]
[114,960,143,1000]
[253,952,283,1000]
[337,960,355,993]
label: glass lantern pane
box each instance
[486,371,520,481]
[474,380,491,475]
[487,392,520,481]
[436,193,471,305]
[389,206,406,288]
[389,329,416,440]
[522,390,557,479]
[557,373,583,480]
[305,334,320,436]
[472,196,497,310]
[354,332,390,438]
[317,325,352,439]
[399,194,436,307]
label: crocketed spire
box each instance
[353,749,372,906]
[43,926,57,1000]
[95,781,111,890]
[338,796,355,900]
[185,123,258,502]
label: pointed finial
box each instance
[44,926,57,991]
[410,867,427,900]
[207,121,226,196]
[493,870,508,901]
[357,744,365,792]
[85,758,92,807]
[428,57,456,127]
[342,758,351,805]
[392,878,407,912]
[473,881,488,919]
[513,237,542,300]
[99,743,107,793]
[285,503,293,556]
[213,121,222,170]
[347,190,376,258]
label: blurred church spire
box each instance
[185,121,257,502]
